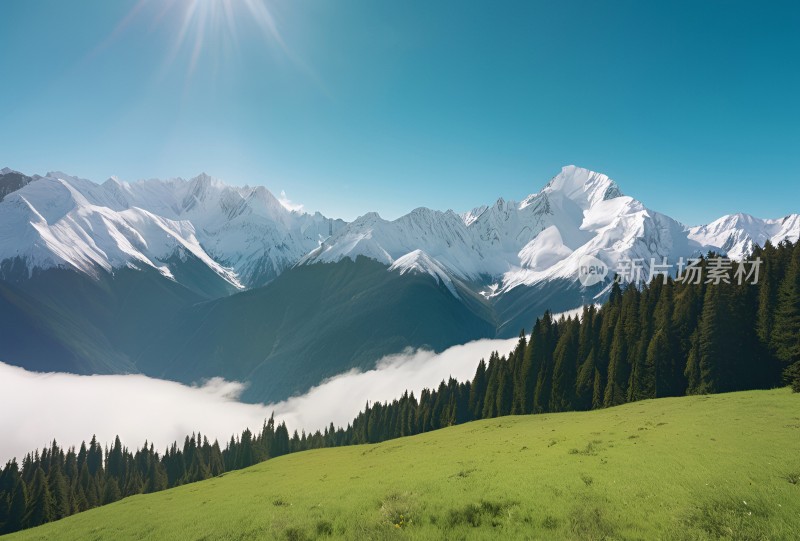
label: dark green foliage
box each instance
[0,416,305,535]
[137,257,497,403]
[5,480,27,533]
[772,242,800,365]
[784,362,800,393]
[550,318,579,412]
[25,468,52,528]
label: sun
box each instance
[173,0,286,73]
[98,0,288,76]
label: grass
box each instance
[6,388,800,540]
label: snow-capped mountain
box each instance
[0,168,37,201]
[0,170,345,289]
[301,166,727,296]
[2,164,798,401]
[1,165,797,297]
[688,213,800,260]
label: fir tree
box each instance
[25,467,52,528]
[5,479,27,533]
[550,319,579,412]
[772,242,800,366]
[48,465,70,520]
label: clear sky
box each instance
[0,0,798,223]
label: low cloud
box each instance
[278,190,304,212]
[0,337,518,463]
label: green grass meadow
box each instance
[6,388,800,540]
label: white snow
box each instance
[0,171,345,287]
[301,166,705,295]
[389,249,461,298]
[1,164,797,297]
[688,213,800,259]
[301,165,799,295]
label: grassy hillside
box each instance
[7,388,799,540]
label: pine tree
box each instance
[494,361,513,417]
[86,436,103,477]
[756,244,777,346]
[48,465,70,520]
[532,312,555,413]
[604,314,628,407]
[644,330,668,398]
[145,457,167,494]
[102,479,121,505]
[575,348,596,410]
[482,353,500,418]
[695,283,727,393]
[550,319,579,411]
[772,242,800,365]
[26,467,53,528]
[784,361,800,392]
[591,368,604,409]
[106,436,125,482]
[5,479,27,533]
[628,328,653,402]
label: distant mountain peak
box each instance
[389,249,460,298]
[689,211,800,259]
[1,165,797,298]
[540,165,622,209]
[0,169,345,288]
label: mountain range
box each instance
[0,165,797,401]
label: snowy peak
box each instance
[1,164,797,302]
[302,164,720,296]
[0,174,244,288]
[688,212,800,259]
[0,170,344,289]
[0,168,36,202]
[388,249,460,298]
[460,205,488,226]
[538,165,623,210]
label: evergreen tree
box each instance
[494,361,513,417]
[532,312,555,413]
[604,314,628,406]
[5,480,27,534]
[482,353,500,418]
[575,348,596,410]
[756,243,777,346]
[695,282,727,393]
[550,319,579,411]
[591,368,604,410]
[772,242,800,366]
[25,467,52,528]
[47,465,70,520]
[101,479,121,505]
[644,330,668,398]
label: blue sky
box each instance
[0,0,798,223]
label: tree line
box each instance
[1,240,798,534]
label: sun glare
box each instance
[173,0,287,73]
[95,0,288,77]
